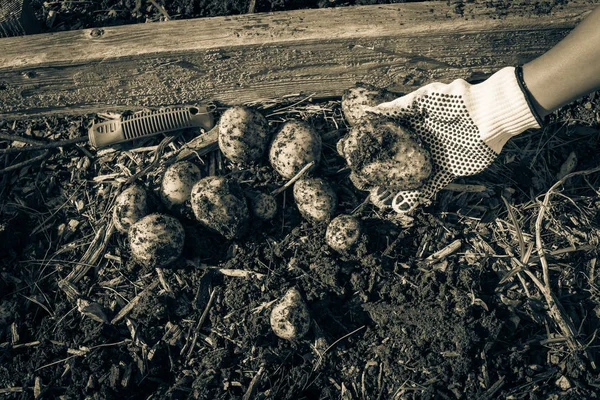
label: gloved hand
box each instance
[340,66,544,213]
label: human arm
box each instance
[339,6,600,213]
[523,6,600,118]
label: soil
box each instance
[2,1,600,400]
[27,0,379,32]
[27,0,571,33]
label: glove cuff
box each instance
[467,66,542,153]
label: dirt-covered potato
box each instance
[160,161,202,209]
[218,106,270,164]
[293,177,337,222]
[268,121,321,179]
[190,176,249,239]
[270,288,311,340]
[113,185,150,233]
[246,191,277,220]
[342,84,397,126]
[129,214,185,268]
[325,214,364,253]
[337,117,432,191]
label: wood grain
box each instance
[0,0,597,118]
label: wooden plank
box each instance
[0,1,597,118]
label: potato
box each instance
[293,177,337,223]
[342,84,397,126]
[270,288,310,340]
[246,191,277,220]
[218,106,270,164]
[325,214,364,253]
[129,214,185,268]
[160,161,202,208]
[113,185,150,233]
[337,117,432,191]
[269,121,321,179]
[190,176,249,239]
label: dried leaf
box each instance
[77,298,108,323]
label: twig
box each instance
[501,196,525,261]
[126,135,178,184]
[186,287,217,360]
[265,93,317,117]
[271,161,315,196]
[175,127,219,161]
[75,144,95,159]
[520,267,578,346]
[247,0,257,13]
[535,165,600,288]
[34,340,130,371]
[0,387,23,394]
[61,220,115,284]
[187,260,265,280]
[0,150,50,174]
[524,244,595,265]
[0,136,88,154]
[444,183,488,193]
[218,268,265,280]
[532,165,600,369]
[500,197,533,296]
[478,376,505,400]
[111,281,159,325]
[362,360,378,400]
[10,341,41,349]
[322,325,366,355]
[242,365,265,400]
[0,132,45,145]
[424,239,462,265]
[156,268,173,295]
[148,0,170,20]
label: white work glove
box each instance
[345,66,543,213]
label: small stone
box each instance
[555,375,571,390]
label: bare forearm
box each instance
[523,6,600,118]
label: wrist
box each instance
[467,66,542,153]
[522,63,552,119]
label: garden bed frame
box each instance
[0,0,596,119]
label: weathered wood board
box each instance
[0,0,597,118]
